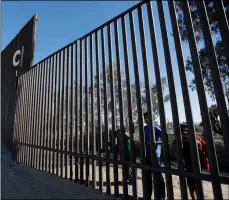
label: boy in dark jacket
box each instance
[180,123,210,200]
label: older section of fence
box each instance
[13,1,229,199]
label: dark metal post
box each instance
[52,54,58,175]
[121,15,137,200]
[56,52,62,176]
[129,11,147,199]
[38,61,46,170]
[30,67,38,167]
[147,2,178,199]
[45,58,52,171]
[42,60,49,171]
[196,0,229,160]
[107,23,119,197]
[85,37,90,186]
[95,31,103,192]
[61,50,66,178]
[69,45,74,180]
[49,56,55,173]
[74,42,79,182]
[101,28,111,195]
[65,47,70,179]
[114,19,128,199]
[79,39,84,184]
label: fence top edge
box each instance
[17,0,150,77]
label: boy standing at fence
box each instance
[143,112,165,200]
[180,123,209,200]
[116,128,132,183]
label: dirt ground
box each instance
[13,150,229,199]
[1,164,115,199]
[43,155,228,199]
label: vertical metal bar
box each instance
[42,60,48,171]
[13,75,22,163]
[19,75,25,164]
[20,74,27,164]
[121,15,137,200]
[214,0,229,68]
[52,54,58,175]
[61,50,66,178]
[26,68,32,166]
[79,39,84,184]
[24,70,31,165]
[47,57,52,172]
[65,47,70,179]
[44,61,49,170]
[129,11,147,199]
[44,59,49,171]
[46,57,52,172]
[158,1,191,199]
[167,1,198,199]
[147,2,179,199]
[36,63,42,169]
[38,61,46,170]
[95,31,103,192]
[101,28,111,195]
[26,70,33,165]
[15,76,24,163]
[30,67,38,168]
[49,56,55,173]
[114,19,128,199]
[107,23,119,197]
[85,37,90,187]
[30,69,36,167]
[196,1,227,198]
[74,42,79,182]
[181,1,216,199]
[56,52,62,176]
[21,71,27,165]
[138,6,164,199]
[34,64,42,169]
[16,76,23,162]
[20,75,27,164]
[197,0,229,161]
[17,76,23,164]
[70,45,74,180]
[28,68,35,167]
[21,74,28,164]
[90,35,96,189]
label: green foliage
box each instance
[176,1,229,102]
[208,104,222,135]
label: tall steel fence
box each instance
[13,1,229,199]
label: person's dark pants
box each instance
[124,156,132,182]
[185,166,197,196]
[143,156,165,200]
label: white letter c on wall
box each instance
[13,49,21,67]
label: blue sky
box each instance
[2,1,214,123]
